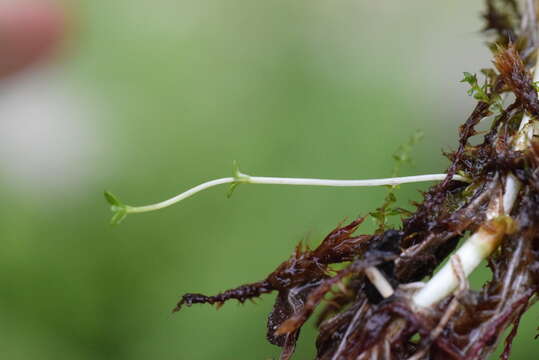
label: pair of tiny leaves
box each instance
[104,191,128,225]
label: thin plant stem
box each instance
[122,173,467,215]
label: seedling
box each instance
[106,1,539,358]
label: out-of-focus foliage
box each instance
[0,0,537,359]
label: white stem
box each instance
[125,173,466,214]
[413,221,504,307]
[247,174,462,187]
[413,177,519,307]
[126,177,234,213]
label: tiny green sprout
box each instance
[461,71,504,112]
[461,72,490,103]
[391,129,423,176]
[533,81,539,92]
[371,131,424,230]
[227,160,250,198]
[369,190,398,230]
[104,191,128,225]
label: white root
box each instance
[407,256,468,360]
[364,267,394,298]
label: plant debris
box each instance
[173,1,539,358]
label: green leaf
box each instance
[232,160,241,179]
[461,72,477,84]
[231,160,250,182]
[369,210,383,223]
[227,160,244,198]
[385,192,397,203]
[104,190,128,225]
[228,160,251,198]
[111,208,128,225]
[371,130,423,230]
[391,129,423,176]
[104,190,121,207]
[460,72,490,104]
[227,183,240,199]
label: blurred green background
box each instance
[0,0,537,359]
